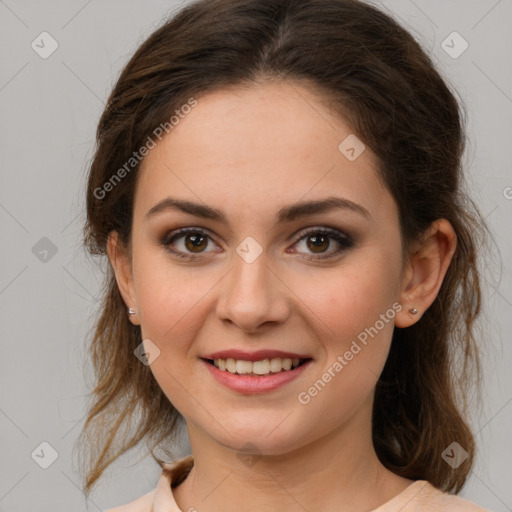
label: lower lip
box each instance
[202,359,312,394]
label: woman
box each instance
[77,0,491,510]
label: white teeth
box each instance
[226,358,236,373]
[253,359,270,375]
[236,360,253,374]
[212,357,303,375]
[270,358,283,373]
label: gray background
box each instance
[0,0,511,511]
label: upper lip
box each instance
[202,349,312,362]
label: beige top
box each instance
[105,455,491,512]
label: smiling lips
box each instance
[202,349,311,376]
[203,349,311,361]
[213,356,304,375]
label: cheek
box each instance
[133,245,206,340]
[131,249,220,403]
[133,259,212,410]
[292,249,401,405]
[295,250,401,342]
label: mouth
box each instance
[201,357,312,376]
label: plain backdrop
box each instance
[0,1,511,511]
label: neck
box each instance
[172,399,413,512]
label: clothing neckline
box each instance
[370,479,432,511]
[159,455,432,512]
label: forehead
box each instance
[135,80,394,226]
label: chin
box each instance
[210,418,309,456]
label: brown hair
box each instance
[77,0,490,496]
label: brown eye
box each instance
[292,228,354,260]
[161,226,353,262]
[184,232,208,252]
[306,234,330,253]
[161,227,218,260]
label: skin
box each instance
[108,79,457,512]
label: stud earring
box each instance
[128,307,136,316]
[409,307,418,315]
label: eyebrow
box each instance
[144,196,372,225]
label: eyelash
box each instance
[160,226,354,262]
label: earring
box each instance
[128,307,136,316]
[409,307,418,315]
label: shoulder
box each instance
[104,488,156,512]
[401,481,491,511]
[104,455,194,512]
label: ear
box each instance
[394,219,457,328]
[107,231,140,326]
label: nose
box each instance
[215,250,290,334]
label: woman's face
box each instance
[116,80,410,455]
